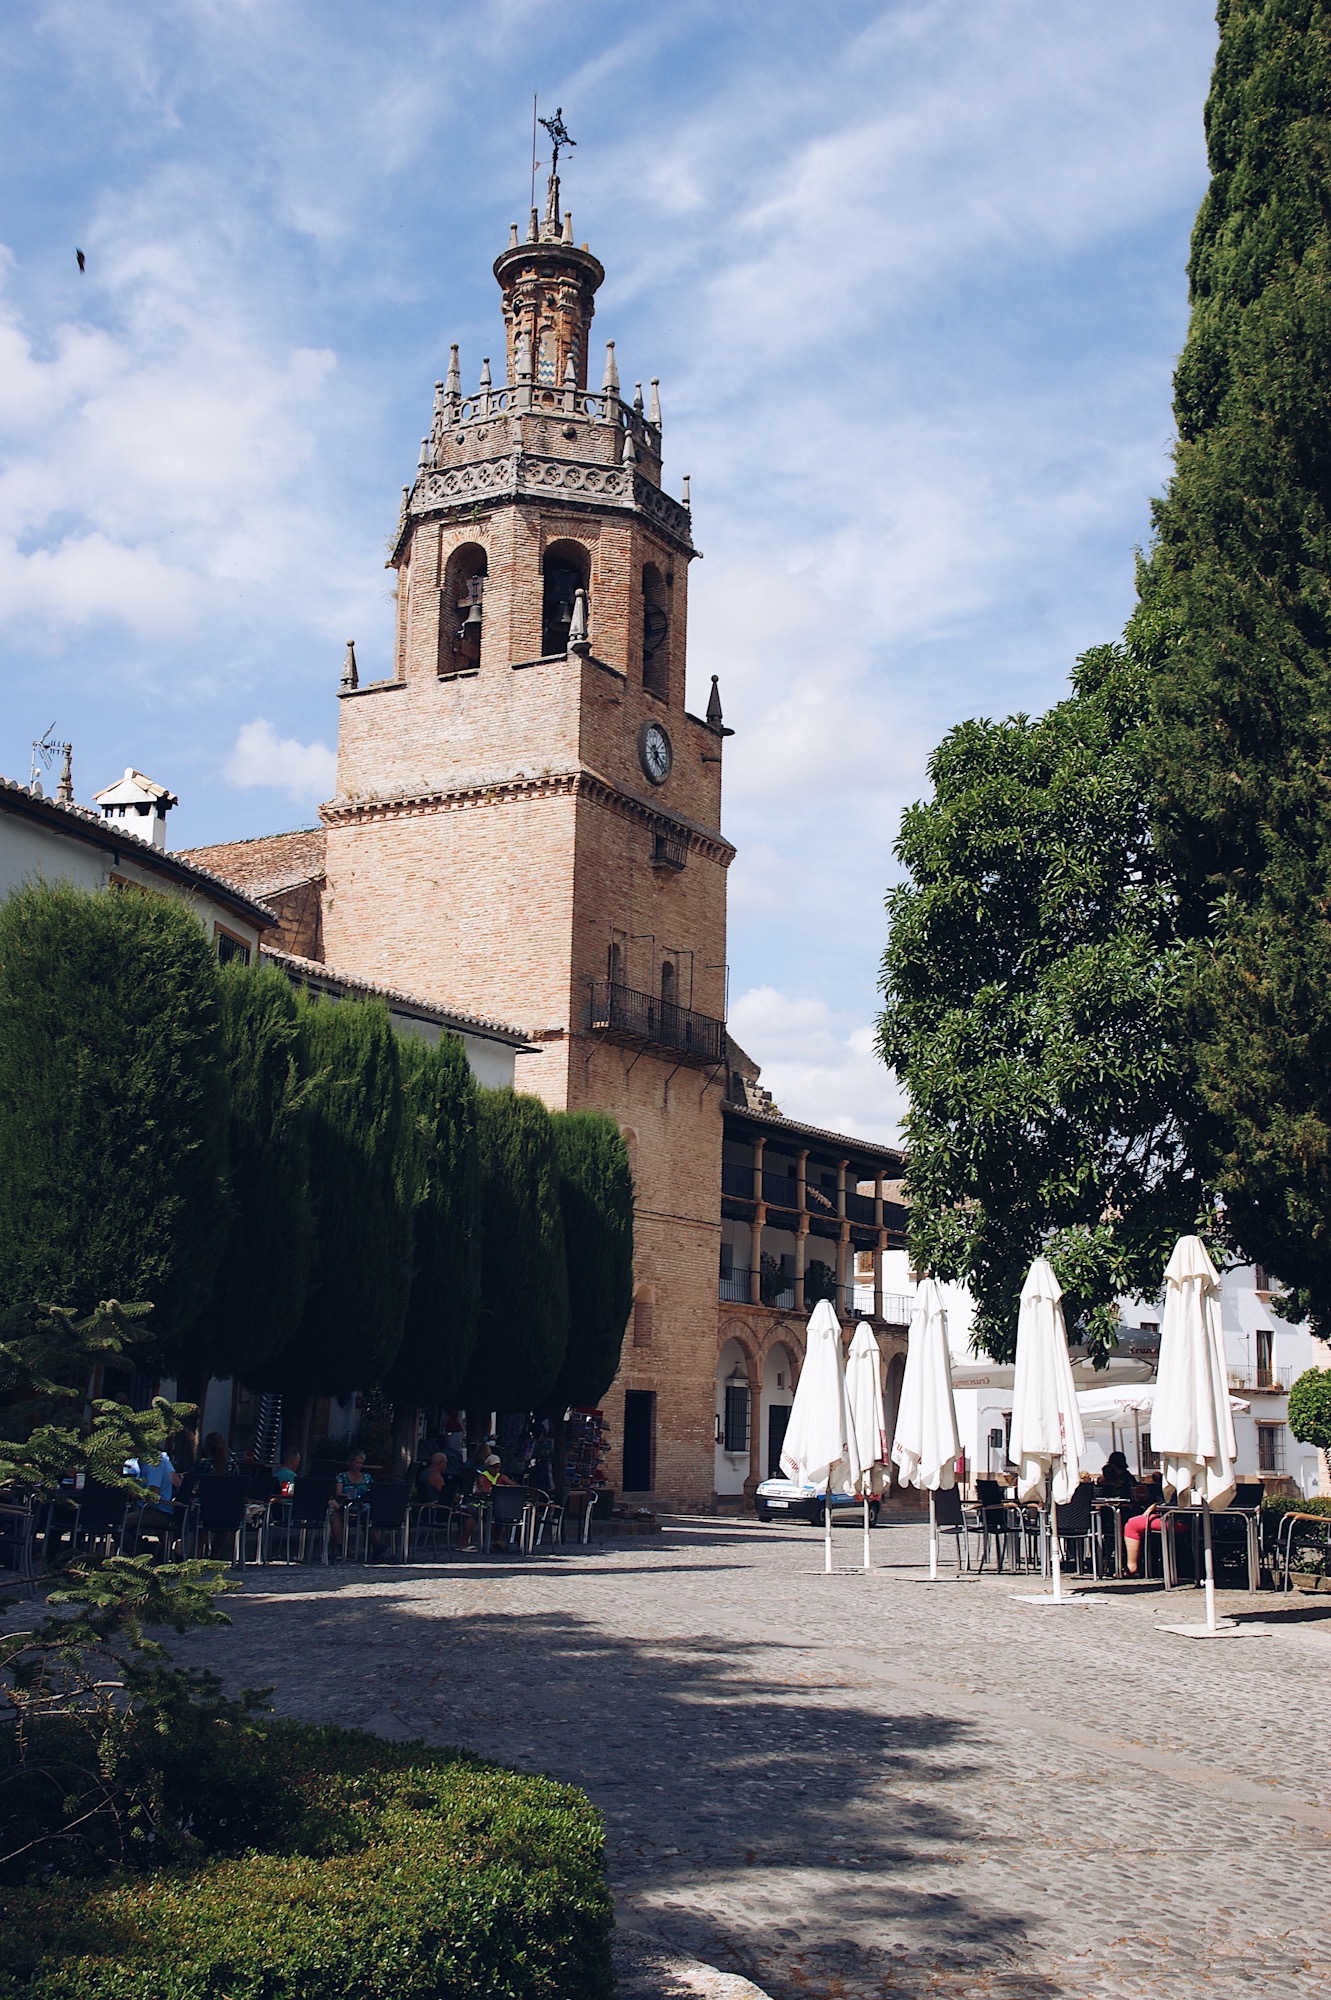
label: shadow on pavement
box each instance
[188,1576,1065,2000]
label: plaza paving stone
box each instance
[172,1516,1331,1999]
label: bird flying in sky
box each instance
[75,248,85,271]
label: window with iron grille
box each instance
[1257,1423,1286,1473]
[652,831,687,871]
[723,1383,750,1454]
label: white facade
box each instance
[0,779,271,961]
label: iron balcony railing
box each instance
[717,1273,914,1323]
[721,1162,754,1199]
[588,979,726,1063]
[1228,1367,1294,1394]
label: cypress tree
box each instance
[0,883,227,1344]
[188,961,314,1383]
[1132,0,1331,1325]
[383,1033,481,1407]
[273,996,412,1397]
[549,1111,634,1407]
[461,1089,569,1413]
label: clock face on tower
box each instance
[638,720,672,785]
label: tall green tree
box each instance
[188,962,314,1385]
[1132,0,1331,1331]
[272,996,412,1398]
[383,1033,481,1408]
[461,1089,569,1412]
[879,647,1210,1360]
[549,1111,634,1408]
[0,884,227,1347]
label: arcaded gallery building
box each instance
[188,163,909,1511]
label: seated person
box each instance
[274,1446,301,1497]
[124,1449,179,1549]
[330,1451,373,1556]
[1098,1450,1135,1500]
[198,1432,238,1477]
[418,1452,451,1503]
[1123,1502,1190,1576]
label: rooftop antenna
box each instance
[29,721,63,795]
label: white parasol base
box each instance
[1011,1592,1110,1606]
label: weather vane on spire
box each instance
[538,107,576,175]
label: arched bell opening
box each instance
[641,562,670,698]
[541,540,590,658]
[439,543,488,677]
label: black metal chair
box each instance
[1052,1483,1098,1578]
[932,1483,976,1570]
[70,1480,128,1561]
[0,1497,39,1585]
[561,1490,595,1545]
[354,1481,411,1563]
[193,1477,250,1567]
[975,1479,1025,1572]
[267,1477,333,1564]
[487,1486,535,1556]
[410,1496,456,1557]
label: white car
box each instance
[754,1476,881,1526]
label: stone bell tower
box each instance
[320,136,734,1508]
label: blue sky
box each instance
[0,1,1218,1135]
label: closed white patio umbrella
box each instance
[845,1320,888,1571]
[781,1298,857,1574]
[1153,1234,1239,1636]
[1009,1257,1090,1604]
[890,1279,961,1581]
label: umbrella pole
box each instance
[928,1490,938,1582]
[824,1481,833,1574]
[1202,1499,1217,1634]
[862,1493,871,1572]
[1050,1502,1064,1602]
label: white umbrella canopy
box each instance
[1009,1257,1086,1508]
[891,1279,960,1493]
[1153,1235,1238,1511]
[891,1278,962,1582]
[781,1299,857,1573]
[845,1322,888,1498]
[845,1320,888,1572]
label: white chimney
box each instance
[92,768,178,849]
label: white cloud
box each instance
[728,986,906,1145]
[224,718,335,801]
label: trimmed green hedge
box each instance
[0,1724,612,2000]
[1260,1494,1331,1519]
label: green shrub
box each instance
[1260,1492,1331,1518]
[0,1723,612,2000]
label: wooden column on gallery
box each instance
[836,1158,851,1315]
[873,1170,885,1322]
[749,1134,766,1306]
[794,1147,809,1312]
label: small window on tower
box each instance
[642,563,669,698]
[542,541,589,657]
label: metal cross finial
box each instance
[539,107,576,174]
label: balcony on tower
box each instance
[587,977,726,1065]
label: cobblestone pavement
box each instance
[172,1517,1331,2000]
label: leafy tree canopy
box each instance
[1131,0,1331,1332]
[879,646,1212,1360]
[1288,1365,1331,1451]
[462,1089,569,1411]
[549,1112,634,1409]
[383,1033,481,1408]
[0,884,227,1349]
